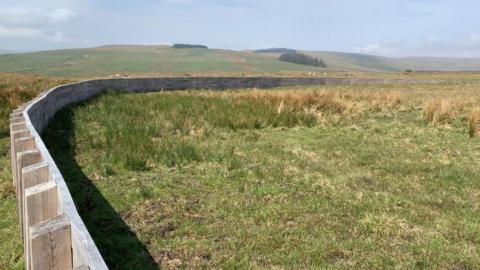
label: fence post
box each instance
[10,117,25,124]
[13,136,35,187]
[10,121,27,130]
[16,150,42,238]
[10,121,28,185]
[22,163,52,270]
[22,161,50,190]
[10,129,30,185]
[29,214,73,270]
[10,111,23,119]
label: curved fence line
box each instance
[10,77,437,269]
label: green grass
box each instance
[0,46,319,77]
[0,137,23,270]
[4,45,480,78]
[42,85,480,269]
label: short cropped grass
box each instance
[42,83,480,269]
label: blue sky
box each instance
[1,0,479,57]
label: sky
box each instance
[0,0,479,58]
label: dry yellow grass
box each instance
[0,73,72,133]
[182,84,480,130]
[468,108,480,137]
[186,88,411,119]
[246,90,350,114]
[423,99,464,124]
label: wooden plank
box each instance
[11,129,30,141]
[22,161,50,189]
[10,129,30,186]
[10,117,24,124]
[16,150,42,239]
[24,181,58,225]
[25,181,59,270]
[10,124,28,183]
[13,108,25,114]
[14,137,35,152]
[14,137,37,208]
[22,161,51,269]
[10,113,23,120]
[10,122,27,132]
[29,214,72,270]
[14,137,36,192]
[21,162,51,230]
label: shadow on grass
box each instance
[42,106,160,270]
[0,130,8,140]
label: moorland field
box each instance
[3,45,480,77]
[1,70,480,269]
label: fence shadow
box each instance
[0,130,8,140]
[42,105,160,270]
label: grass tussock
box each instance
[423,99,463,125]
[68,88,416,171]
[0,73,71,133]
[242,90,350,114]
[468,108,480,137]
[188,88,413,123]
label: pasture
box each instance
[36,81,480,269]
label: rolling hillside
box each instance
[0,50,14,55]
[0,45,319,77]
[1,45,480,77]
[256,49,480,72]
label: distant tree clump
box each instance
[255,48,297,54]
[172,44,208,49]
[279,53,327,68]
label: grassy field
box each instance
[298,51,480,73]
[0,46,319,77]
[3,45,480,78]
[38,82,480,269]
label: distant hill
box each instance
[0,50,14,55]
[298,51,480,72]
[1,45,480,77]
[296,51,399,72]
[0,45,317,77]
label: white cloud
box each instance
[0,24,42,38]
[355,43,404,57]
[48,8,76,23]
[355,34,480,58]
[358,43,380,53]
[0,7,76,26]
[0,6,77,49]
[0,24,69,43]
